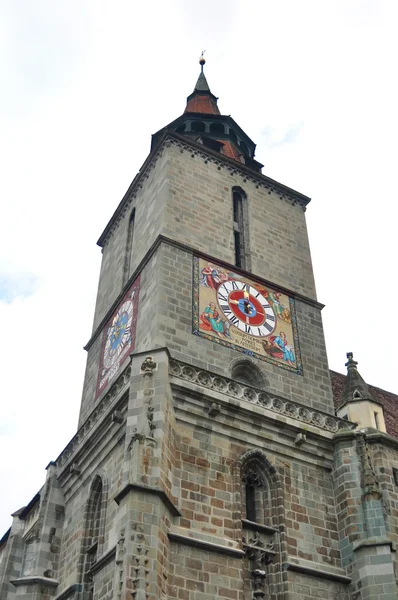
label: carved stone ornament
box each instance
[140,356,157,373]
[242,468,264,488]
[243,532,275,600]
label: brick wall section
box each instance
[286,572,350,599]
[168,543,244,600]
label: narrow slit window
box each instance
[233,190,246,269]
[245,483,257,522]
[124,209,135,282]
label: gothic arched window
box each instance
[232,187,250,270]
[83,475,106,597]
[124,209,135,282]
[242,462,269,524]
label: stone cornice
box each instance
[363,429,398,450]
[169,359,355,436]
[168,532,244,557]
[97,131,310,249]
[11,575,59,588]
[55,362,131,477]
[114,483,181,517]
[88,545,116,576]
[333,428,398,450]
[284,561,351,584]
[54,584,82,600]
[85,235,323,352]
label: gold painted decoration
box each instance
[193,257,302,375]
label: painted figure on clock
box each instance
[194,258,302,374]
[96,277,140,399]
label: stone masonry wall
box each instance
[157,243,334,415]
[81,137,330,424]
[163,141,316,300]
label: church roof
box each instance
[331,368,398,438]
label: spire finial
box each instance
[199,50,206,73]
[345,352,358,370]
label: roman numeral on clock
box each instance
[245,324,252,334]
[218,292,228,302]
[228,315,239,326]
[219,304,231,315]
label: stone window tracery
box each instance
[83,475,106,597]
[242,464,268,524]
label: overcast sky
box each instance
[1,0,397,534]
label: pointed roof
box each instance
[340,352,376,405]
[184,55,220,115]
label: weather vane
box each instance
[199,50,206,70]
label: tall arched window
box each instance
[124,209,135,283]
[242,462,269,524]
[83,476,105,598]
[232,187,250,270]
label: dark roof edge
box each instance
[0,527,11,547]
[18,493,40,520]
[97,131,311,248]
[330,370,398,400]
[152,113,256,150]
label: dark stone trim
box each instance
[85,236,323,351]
[0,526,10,547]
[54,584,82,600]
[19,493,40,520]
[168,532,245,557]
[114,483,182,517]
[88,546,117,577]
[284,562,351,584]
[242,519,278,535]
[11,576,59,588]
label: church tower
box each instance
[1,59,398,600]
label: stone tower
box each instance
[1,59,398,600]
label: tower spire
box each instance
[184,54,220,115]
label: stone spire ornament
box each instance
[342,352,375,405]
[336,352,386,431]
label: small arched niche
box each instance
[231,359,268,390]
[210,122,225,135]
[191,121,206,133]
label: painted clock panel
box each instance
[193,257,302,375]
[96,276,140,399]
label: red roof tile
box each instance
[220,140,242,161]
[185,95,220,115]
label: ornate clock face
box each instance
[194,257,302,375]
[217,280,276,337]
[96,277,140,400]
[103,299,134,369]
